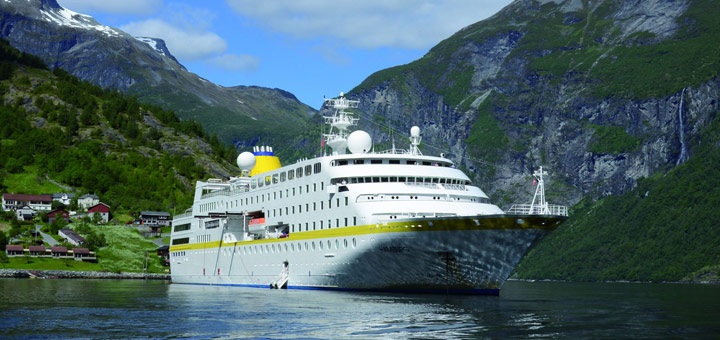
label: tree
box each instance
[91,212,103,225]
[0,230,8,251]
[49,214,67,234]
[85,231,106,251]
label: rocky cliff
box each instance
[0,0,317,150]
[344,0,719,207]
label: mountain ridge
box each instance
[0,0,317,152]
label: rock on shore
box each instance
[0,269,170,280]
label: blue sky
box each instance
[56,0,513,109]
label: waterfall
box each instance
[676,87,689,165]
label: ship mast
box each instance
[323,92,359,155]
[529,166,549,215]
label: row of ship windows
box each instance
[199,182,329,213]
[331,159,453,167]
[289,216,356,233]
[252,163,322,189]
[170,238,359,258]
[330,176,471,185]
[268,197,349,219]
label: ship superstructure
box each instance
[170,93,568,294]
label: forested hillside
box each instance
[515,114,720,282]
[0,39,236,212]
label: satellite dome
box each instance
[236,152,256,171]
[410,126,421,137]
[347,130,372,154]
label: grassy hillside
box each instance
[0,39,236,213]
[515,112,720,282]
[0,223,166,273]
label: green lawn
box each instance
[0,257,101,271]
[3,166,65,194]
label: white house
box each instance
[52,193,75,206]
[59,228,85,246]
[2,193,52,212]
[78,194,99,210]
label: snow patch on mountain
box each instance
[39,5,123,37]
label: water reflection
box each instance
[1,279,720,339]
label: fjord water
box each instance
[1,279,719,339]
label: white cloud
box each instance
[57,0,163,16]
[225,0,512,49]
[207,54,261,72]
[120,19,227,61]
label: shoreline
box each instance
[0,269,170,280]
[508,278,720,285]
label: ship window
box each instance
[174,223,190,232]
[279,191,282,199]
[321,182,324,190]
[371,159,382,164]
[314,162,321,173]
[373,177,380,183]
[274,192,277,200]
[306,184,309,193]
[292,188,295,196]
[381,177,389,182]
[351,178,358,184]
[312,242,316,250]
[272,174,279,184]
[313,202,317,211]
[328,219,332,228]
[299,205,302,213]
[291,243,295,252]
[280,172,286,182]
[440,178,446,184]
[398,177,406,182]
[285,207,288,215]
[338,160,348,166]
[353,238,357,248]
[251,180,257,189]
[313,183,317,192]
[305,242,309,251]
[265,176,272,185]
[335,239,339,249]
[344,239,348,248]
[299,186,303,194]
[271,244,275,253]
[389,160,400,164]
[258,179,264,187]
[305,164,312,175]
[320,221,324,229]
[365,177,371,183]
[344,217,348,226]
[423,161,431,165]
[319,241,323,250]
[288,170,294,180]
[296,167,303,178]
[353,217,357,226]
[345,197,348,206]
[405,160,414,165]
[171,237,189,245]
[320,201,324,210]
[336,199,339,208]
[306,203,309,212]
[354,159,364,165]
[205,220,219,229]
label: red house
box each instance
[88,203,110,224]
[48,209,70,224]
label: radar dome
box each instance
[410,126,421,137]
[347,130,372,154]
[236,152,256,171]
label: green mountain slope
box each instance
[340,0,720,282]
[515,113,720,282]
[0,39,236,212]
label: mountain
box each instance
[344,0,719,208]
[0,38,236,212]
[337,0,719,281]
[0,0,317,153]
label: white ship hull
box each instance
[170,215,563,294]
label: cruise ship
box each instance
[169,94,568,294]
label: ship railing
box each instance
[174,212,192,219]
[506,204,568,216]
[201,189,230,199]
[441,183,466,191]
[200,186,249,199]
[404,181,438,189]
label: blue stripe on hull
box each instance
[173,282,500,295]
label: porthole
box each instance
[335,239,339,249]
[319,241,324,250]
[344,239,348,248]
[327,240,331,249]
[305,242,309,251]
[291,243,295,252]
[312,242,316,250]
[284,244,288,252]
[352,238,357,248]
[271,244,275,253]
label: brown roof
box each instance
[48,209,69,217]
[2,193,52,202]
[88,203,110,213]
[6,245,24,251]
[28,245,47,252]
[51,246,68,253]
[72,248,90,254]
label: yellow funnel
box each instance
[249,146,282,176]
